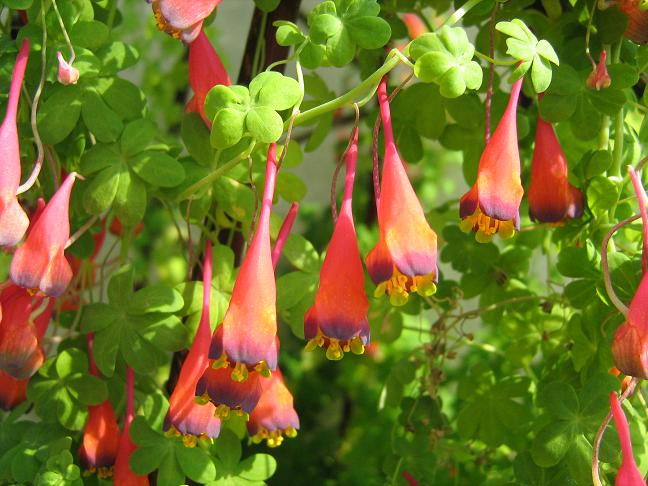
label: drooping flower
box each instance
[114,368,149,486]
[586,51,612,90]
[187,28,231,126]
[165,242,221,445]
[10,172,77,297]
[528,113,584,223]
[305,127,370,359]
[0,371,27,411]
[209,144,279,377]
[402,13,427,39]
[0,39,30,248]
[609,392,646,485]
[459,77,524,242]
[56,51,79,85]
[79,335,121,479]
[619,0,648,44]
[151,0,221,43]
[247,369,299,447]
[195,365,263,419]
[366,78,438,306]
[0,285,44,380]
[612,166,648,378]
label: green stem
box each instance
[252,12,268,78]
[441,0,485,27]
[177,141,256,201]
[292,49,404,127]
[474,50,517,66]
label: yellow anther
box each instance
[165,426,181,438]
[285,427,298,438]
[350,336,365,355]
[182,434,198,448]
[374,282,387,297]
[212,354,229,369]
[342,343,350,352]
[389,289,409,306]
[97,467,114,479]
[195,393,210,405]
[326,340,344,360]
[215,404,230,419]
[305,338,319,351]
[255,361,272,378]
[231,362,249,382]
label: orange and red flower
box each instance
[0,39,30,248]
[609,392,646,485]
[0,371,27,411]
[187,28,231,126]
[208,144,279,377]
[528,114,583,224]
[305,127,370,359]
[619,0,648,44]
[165,243,220,444]
[10,173,77,297]
[366,78,438,306]
[459,77,524,242]
[151,0,221,43]
[247,369,299,447]
[586,51,612,90]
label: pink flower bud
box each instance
[586,51,611,90]
[56,52,79,85]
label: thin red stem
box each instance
[87,333,99,377]
[198,241,212,339]
[610,391,637,466]
[271,202,299,270]
[628,166,648,273]
[377,76,394,149]
[256,143,278,242]
[341,127,358,215]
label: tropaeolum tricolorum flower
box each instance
[247,369,299,448]
[151,0,221,43]
[0,38,30,248]
[10,172,78,298]
[609,392,646,485]
[528,109,583,224]
[304,127,370,359]
[187,28,231,126]
[165,242,221,445]
[612,166,648,378]
[459,76,524,242]
[366,77,438,306]
[197,144,279,418]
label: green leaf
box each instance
[81,90,124,143]
[130,151,186,188]
[82,165,121,215]
[80,143,121,175]
[587,175,619,217]
[254,0,280,11]
[121,119,157,157]
[99,78,146,121]
[237,454,277,481]
[37,85,82,145]
[181,113,216,165]
[176,444,216,483]
[251,72,302,111]
[531,421,576,467]
[113,168,147,226]
[98,41,140,75]
[55,349,87,378]
[274,21,305,46]
[211,108,247,149]
[537,382,579,420]
[246,106,283,143]
[108,264,135,306]
[128,285,184,315]
[276,171,307,201]
[346,16,391,49]
[213,429,242,470]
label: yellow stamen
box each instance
[212,354,229,369]
[182,434,198,448]
[151,1,182,39]
[255,361,271,378]
[305,330,367,360]
[231,362,249,382]
[195,392,211,405]
[215,404,230,419]
[460,207,516,242]
[325,339,343,361]
[97,467,114,479]
[377,267,436,306]
[350,336,365,355]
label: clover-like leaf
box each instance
[410,27,482,98]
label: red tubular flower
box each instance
[586,51,612,90]
[459,77,524,242]
[0,371,27,411]
[187,28,231,126]
[79,336,120,478]
[0,285,44,380]
[209,144,278,378]
[152,0,221,43]
[305,128,370,359]
[114,368,149,486]
[609,392,646,485]
[619,0,648,44]
[10,172,77,297]
[247,369,299,447]
[528,115,583,223]
[402,13,427,39]
[612,167,648,378]
[165,243,220,445]
[366,78,438,306]
[195,365,263,419]
[0,39,30,248]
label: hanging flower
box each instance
[0,371,27,411]
[165,243,220,445]
[305,128,370,359]
[208,144,279,378]
[0,38,30,248]
[459,77,524,242]
[528,114,583,223]
[247,369,299,447]
[187,28,231,126]
[586,51,612,90]
[609,392,646,485]
[79,336,121,478]
[402,13,427,39]
[366,78,438,306]
[619,0,648,44]
[0,285,44,380]
[10,173,77,297]
[612,166,648,378]
[151,0,221,43]
[195,365,263,419]
[56,51,79,85]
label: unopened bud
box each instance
[56,51,79,85]
[586,51,611,90]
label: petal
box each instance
[158,0,221,31]
[196,366,263,414]
[79,401,121,470]
[0,194,29,248]
[0,371,27,411]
